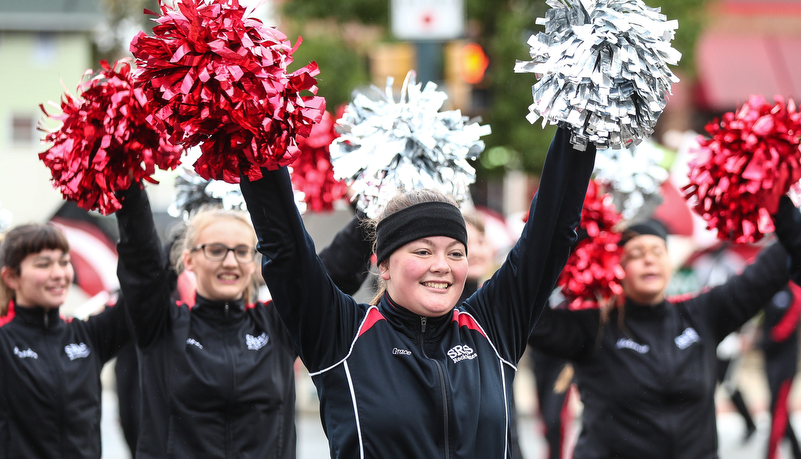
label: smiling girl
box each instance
[240,127,596,458]
[0,223,129,458]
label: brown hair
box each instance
[369,189,460,305]
[174,205,260,303]
[0,223,70,315]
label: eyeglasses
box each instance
[191,243,257,263]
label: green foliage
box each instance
[280,0,707,177]
[282,0,388,25]
[285,25,371,112]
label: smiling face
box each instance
[183,218,256,302]
[1,249,73,309]
[380,236,468,317]
[620,234,672,305]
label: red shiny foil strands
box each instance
[290,111,347,212]
[682,95,801,243]
[39,59,183,215]
[130,0,325,182]
[558,180,624,310]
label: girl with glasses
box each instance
[115,182,373,459]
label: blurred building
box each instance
[695,0,801,114]
[0,0,101,225]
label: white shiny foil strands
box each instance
[594,139,668,223]
[514,0,681,150]
[169,166,247,221]
[330,71,492,219]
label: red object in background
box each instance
[51,216,119,297]
[653,180,695,237]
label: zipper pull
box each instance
[421,316,427,334]
[225,302,229,319]
[43,311,49,329]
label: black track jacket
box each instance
[529,240,796,459]
[240,127,596,458]
[116,185,298,459]
[0,301,129,458]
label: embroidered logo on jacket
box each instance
[447,344,477,363]
[674,328,700,350]
[13,347,38,359]
[392,347,412,356]
[246,333,269,350]
[616,338,650,354]
[186,338,204,349]
[64,343,90,360]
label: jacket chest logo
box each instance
[674,328,700,350]
[447,344,477,363]
[13,346,38,359]
[246,333,269,350]
[186,338,204,349]
[615,338,650,354]
[64,343,90,360]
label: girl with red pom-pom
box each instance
[527,199,801,458]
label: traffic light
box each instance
[459,42,489,85]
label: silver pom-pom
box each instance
[594,139,669,223]
[0,202,12,235]
[168,166,247,221]
[514,0,681,150]
[330,71,492,218]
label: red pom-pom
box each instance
[39,59,183,215]
[557,181,625,310]
[290,111,348,212]
[130,0,325,183]
[682,95,801,243]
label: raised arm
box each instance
[467,127,596,361]
[527,305,600,362]
[239,167,362,371]
[318,210,373,296]
[115,184,172,347]
[693,197,801,342]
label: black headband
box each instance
[619,219,669,246]
[375,201,467,265]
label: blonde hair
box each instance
[369,189,460,305]
[175,205,260,303]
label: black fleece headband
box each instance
[619,219,669,246]
[375,201,468,265]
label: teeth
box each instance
[423,282,449,289]
[219,274,238,280]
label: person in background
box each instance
[528,203,801,459]
[0,223,129,458]
[762,283,801,459]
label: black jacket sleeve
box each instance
[774,195,801,285]
[689,197,801,342]
[85,300,132,363]
[464,127,597,362]
[240,167,362,372]
[318,211,373,296]
[115,184,172,348]
[527,306,601,361]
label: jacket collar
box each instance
[623,297,669,319]
[192,293,246,323]
[378,292,453,341]
[12,301,63,330]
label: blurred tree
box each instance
[95,0,160,62]
[280,0,709,177]
[92,0,708,178]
